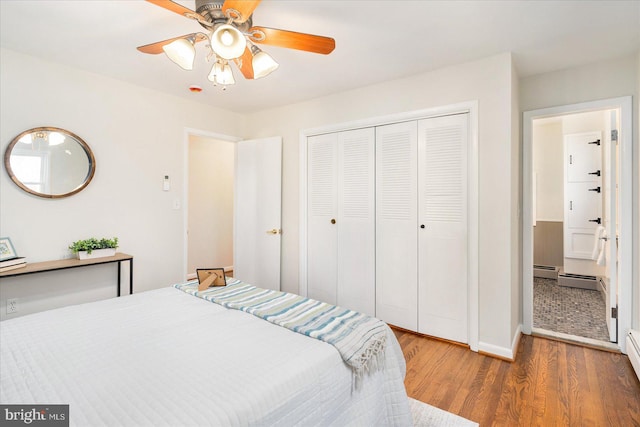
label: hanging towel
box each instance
[597,228,607,266]
[592,225,606,260]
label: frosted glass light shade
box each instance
[163,38,196,70]
[211,24,246,60]
[216,63,235,85]
[207,62,235,86]
[207,62,221,82]
[252,50,279,79]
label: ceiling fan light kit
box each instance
[250,44,279,79]
[138,0,335,88]
[162,37,196,70]
[208,61,235,87]
[210,23,246,60]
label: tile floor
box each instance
[533,277,610,342]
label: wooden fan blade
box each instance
[137,33,207,54]
[146,0,208,24]
[234,46,255,79]
[249,27,335,54]
[222,0,261,24]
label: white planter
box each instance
[77,248,117,260]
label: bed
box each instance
[0,279,412,426]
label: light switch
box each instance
[173,199,181,210]
[163,175,170,191]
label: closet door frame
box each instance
[299,101,480,352]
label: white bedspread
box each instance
[0,287,411,426]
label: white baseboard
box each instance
[627,330,640,382]
[478,324,522,361]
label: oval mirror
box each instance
[4,127,96,198]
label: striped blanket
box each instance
[174,279,388,379]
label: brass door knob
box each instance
[331,219,336,224]
[266,229,281,235]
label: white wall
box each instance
[532,120,564,221]
[521,52,639,331]
[187,136,234,274]
[0,48,245,320]
[245,53,520,354]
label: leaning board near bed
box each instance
[0,280,412,426]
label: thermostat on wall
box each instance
[163,175,170,191]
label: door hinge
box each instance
[611,307,618,319]
[611,129,618,142]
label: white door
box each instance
[605,111,618,342]
[337,128,375,316]
[307,133,338,304]
[417,113,469,343]
[307,128,375,315]
[234,137,282,290]
[375,121,418,331]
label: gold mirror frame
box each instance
[4,127,96,199]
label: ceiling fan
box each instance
[137,0,336,87]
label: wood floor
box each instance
[394,329,640,426]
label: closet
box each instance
[306,113,469,343]
[307,128,376,316]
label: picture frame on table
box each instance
[0,237,18,261]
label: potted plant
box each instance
[69,237,119,260]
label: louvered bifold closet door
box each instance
[417,113,469,343]
[307,133,338,305]
[337,128,375,316]
[375,121,418,331]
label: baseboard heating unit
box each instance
[533,265,559,280]
[558,273,598,290]
[627,330,640,382]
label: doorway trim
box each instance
[522,96,633,353]
[182,128,241,280]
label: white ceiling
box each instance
[1,1,639,113]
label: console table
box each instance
[0,253,133,297]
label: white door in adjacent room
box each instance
[604,110,619,342]
[234,137,282,290]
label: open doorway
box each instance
[523,96,633,354]
[182,130,283,290]
[187,134,236,279]
[532,110,617,345]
